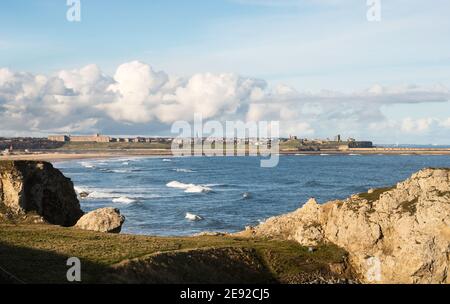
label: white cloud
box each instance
[1,61,450,143]
[101,61,168,123]
[154,72,266,123]
[440,118,450,128]
[401,118,435,133]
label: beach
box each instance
[0,150,172,162]
[2,147,450,163]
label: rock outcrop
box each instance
[75,207,125,233]
[0,161,83,226]
[242,168,450,284]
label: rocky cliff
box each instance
[0,161,83,226]
[240,168,450,284]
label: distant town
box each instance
[0,133,374,155]
[48,133,373,147]
[47,134,173,144]
[2,133,450,157]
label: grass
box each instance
[399,198,418,215]
[0,223,348,284]
[280,140,302,150]
[357,186,395,203]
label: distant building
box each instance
[48,134,111,143]
[348,141,373,148]
[70,134,111,143]
[48,135,70,142]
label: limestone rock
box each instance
[0,161,83,226]
[75,207,125,233]
[244,168,450,284]
[79,192,90,199]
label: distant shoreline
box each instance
[1,147,450,162]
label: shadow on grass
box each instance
[0,242,277,284]
[0,241,108,284]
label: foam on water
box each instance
[173,168,195,173]
[185,212,203,221]
[112,196,137,204]
[80,162,95,168]
[55,154,450,236]
[112,169,132,173]
[74,186,89,194]
[166,181,212,193]
[87,190,120,199]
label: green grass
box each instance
[0,223,348,284]
[280,140,302,150]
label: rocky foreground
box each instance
[239,168,450,284]
[0,161,124,233]
[0,160,350,284]
[1,160,449,284]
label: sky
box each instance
[0,0,450,144]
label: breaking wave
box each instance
[173,168,196,173]
[80,162,95,168]
[185,212,203,221]
[74,186,89,194]
[166,181,212,193]
[87,191,120,199]
[112,196,137,204]
[112,169,132,173]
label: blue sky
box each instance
[1,0,450,143]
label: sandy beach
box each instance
[0,150,173,162]
[2,147,450,163]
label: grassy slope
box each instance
[0,223,348,284]
[280,140,302,150]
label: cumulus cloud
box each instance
[441,118,450,128]
[101,61,169,123]
[0,61,450,142]
[401,118,436,133]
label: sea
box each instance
[54,154,450,236]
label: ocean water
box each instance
[54,155,450,236]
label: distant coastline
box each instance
[1,147,450,162]
[2,135,450,162]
